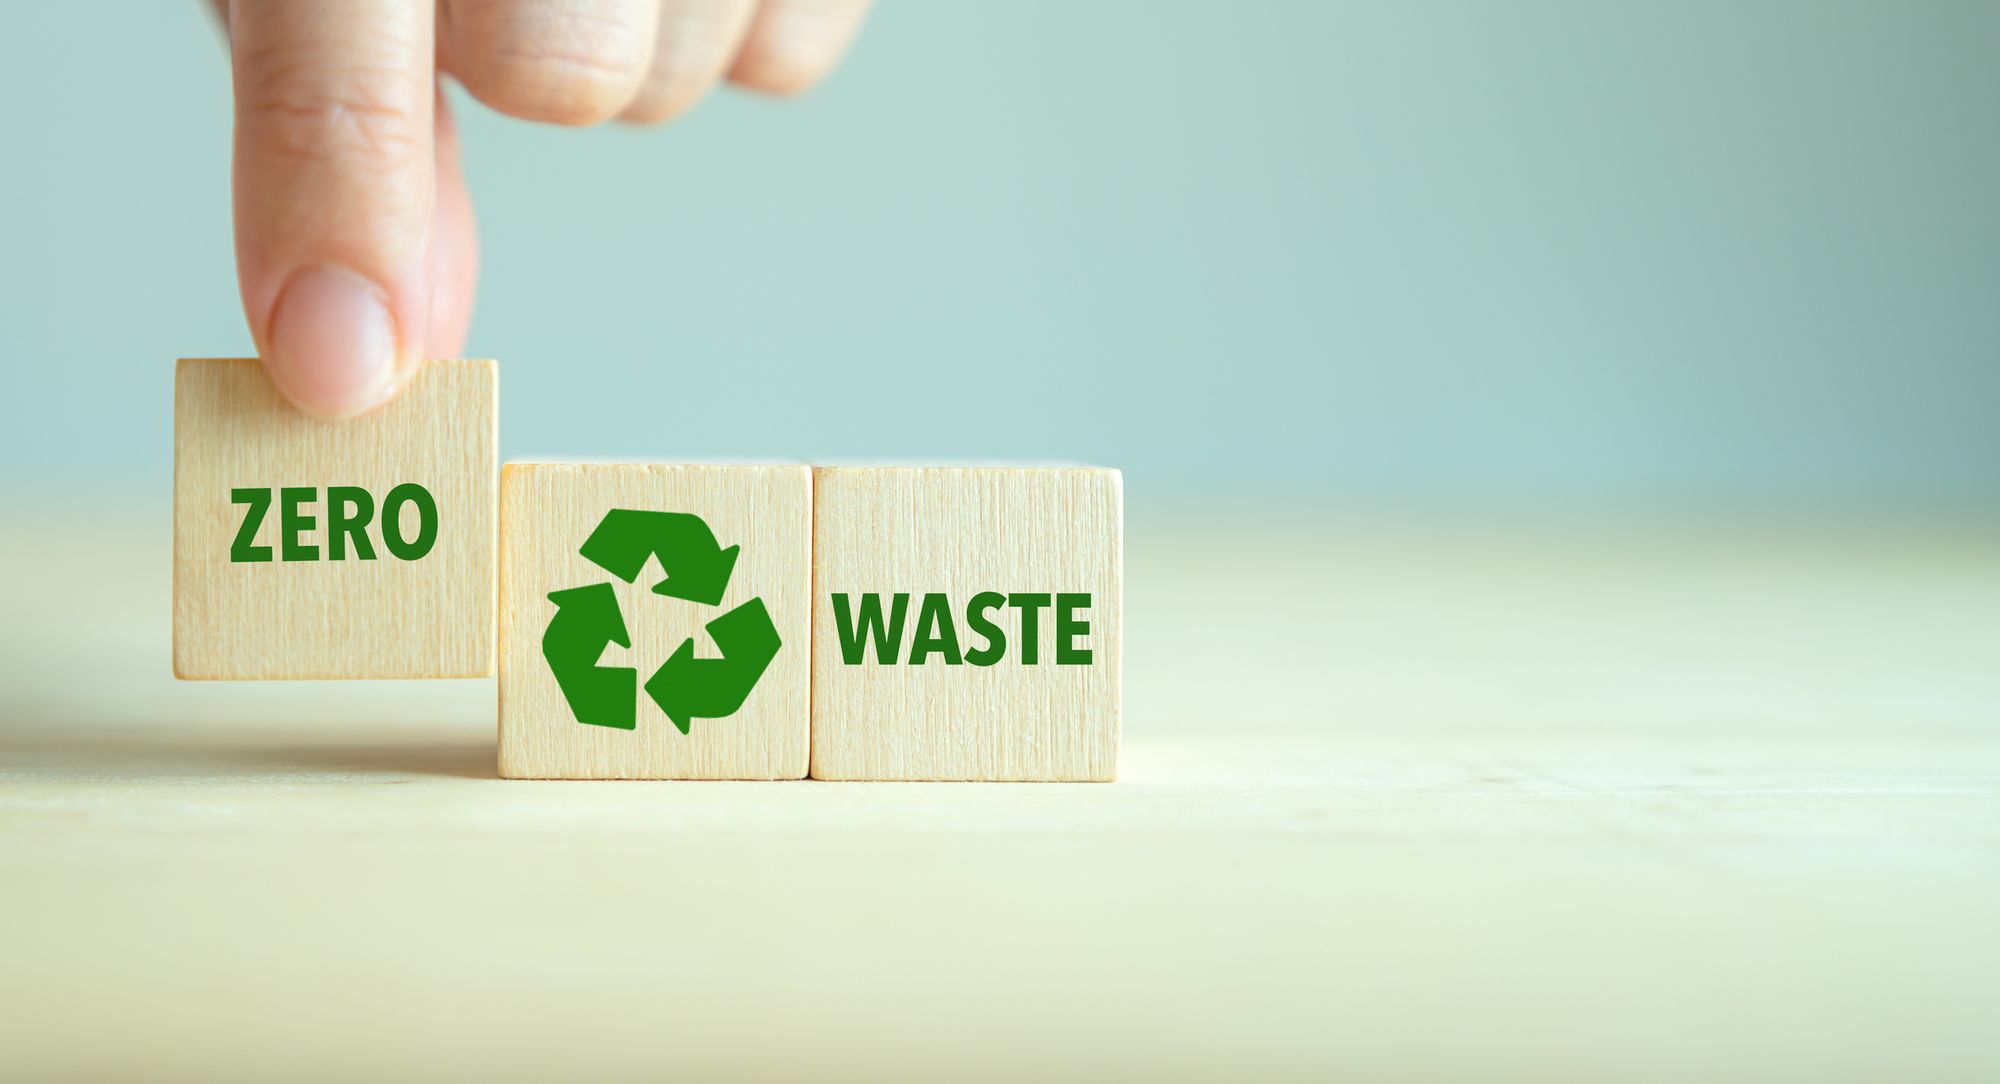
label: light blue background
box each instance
[2,2,1994,510]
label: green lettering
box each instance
[381,482,438,561]
[909,593,963,665]
[229,488,272,563]
[1008,593,1051,665]
[280,486,318,562]
[1056,593,1093,665]
[833,593,910,664]
[963,591,1007,666]
[326,486,377,561]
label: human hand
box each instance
[219,0,870,417]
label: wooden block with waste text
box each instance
[810,466,1122,781]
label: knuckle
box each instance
[731,56,817,96]
[730,40,833,96]
[483,50,646,124]
[242,57,429,171]
[731,3,862,95]
[619,76,709,126]
[453,5,654,125]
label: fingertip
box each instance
[263,264,407,419]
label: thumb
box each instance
[230,0,435,417]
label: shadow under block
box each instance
[810,466,1122,781]
[172,358,497,679]
[498,464,812,779]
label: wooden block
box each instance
[810,466,1122,781]
[498,464,812,779]
[172,358,497,679]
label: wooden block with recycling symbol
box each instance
[498,463,811,779]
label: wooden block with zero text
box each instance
[810,466,1122,781]
[172,358,497,679]
[499,463,812,779]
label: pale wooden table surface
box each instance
[2,508,1996,1081]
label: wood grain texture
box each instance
[172,358,496,679]
[811,466,1122,781]
[498,463,811,779]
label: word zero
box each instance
[230,484,439,563]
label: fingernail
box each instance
[265,265,401,418]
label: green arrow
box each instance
[542,583,638,730]
[579,509,741,606]
[643,597,782,734]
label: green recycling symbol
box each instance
[541,509,781,734]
